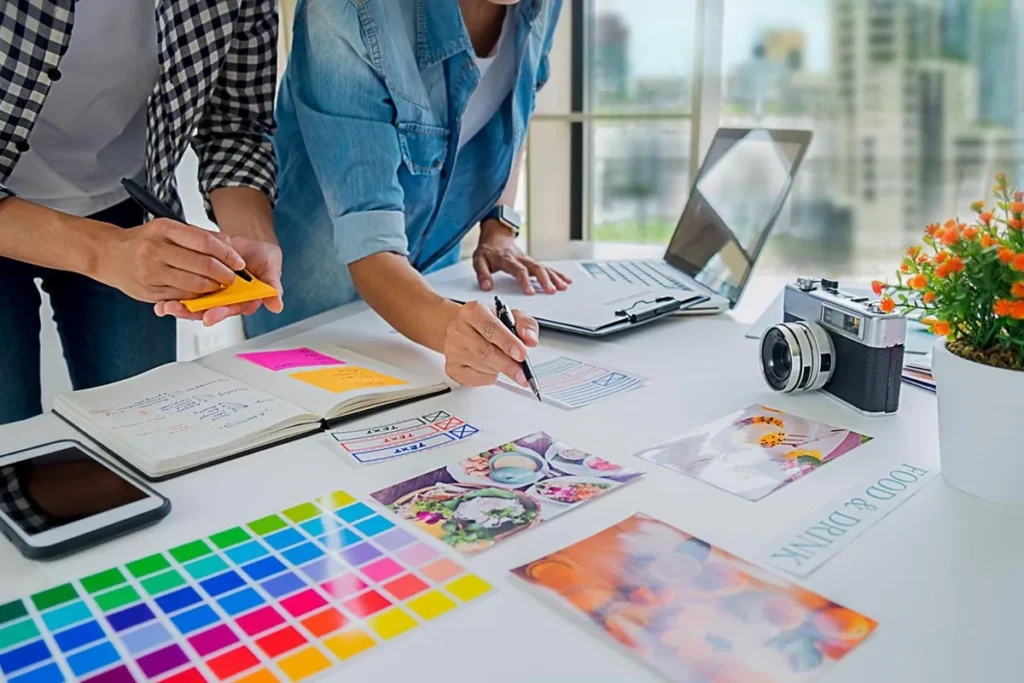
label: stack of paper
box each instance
[902,353,935,392]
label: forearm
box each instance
[349,252,460,353]
[498,145,525,207]
[209,187,277,243]
[0,198,112,277]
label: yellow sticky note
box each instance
[323,628,377,660]
[367,608,418,640]
[180,273,278,313]
[277,647,331,682]
[290,366,407,393]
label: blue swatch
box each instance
[170,605,219,635]
[260,572,305,599]
[40,602,91,632]
[298,517,326,538]
[120,621,171,655]
[9,661,63,683]
[106,603,155,632]
[335,502,373,523]
[154,586,202,615]
[225,541,268,565]
[217,588,265,616]
[184,555,228,580]
[318,527,362,549]
[240,556,286,582]
[263,528,304,550]
[299,557,345,583]
[281,542,324,566]
[199,570,245,597]
[354,515,395,537]
[0,640,51,675]
[67,641,119,677]
[54,620,104,653]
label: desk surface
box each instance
[3,261,1021,683]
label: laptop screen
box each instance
[664,129,811,306]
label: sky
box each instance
[595,0,833,77]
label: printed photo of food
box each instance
[370,432,642,555]
[512,513,876,682]
[637,406,872,501]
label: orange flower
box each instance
[871,280,886,296]
[908,274,928,290]
[962,226,978,241]
[917,254,929,264]
[981,233,996,248]
[931,321,952,336]
[997,172,1008,187]
[941,227,960,245]
[970,200,985,213]
[948,255,965,274]
[999,247,1016,264]
[900,262,910,273]
[935,262,952,279]
[906,245,921,259]
[1011,202,1024,215]
[934,251,949,264]
[1010,218,1022,230]
[879,297,895,313]
[923,291,936,304]
[1012,281,1024,298]
[1013,301,1024,320]
[1016,191,1024,202]
[1014,253,1024,272]
[944,219,957,230]
[994,299,1013,317]
[925,223,940,237]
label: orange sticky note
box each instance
[290,366,407,393]
[180,273,278,313]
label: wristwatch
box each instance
[483,205,522,238]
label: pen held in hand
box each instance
[494,296,543,402]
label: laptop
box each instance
[549,128,813,315]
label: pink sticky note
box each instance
[237,347,345,372]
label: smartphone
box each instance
[0,440,170,560]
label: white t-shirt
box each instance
[459,9,518,150]
[6,0,159,217]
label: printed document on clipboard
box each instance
[433,275,709,337]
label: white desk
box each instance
[2,260,1022,683]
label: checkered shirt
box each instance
[0,464,50,535]
[0,0,278,218]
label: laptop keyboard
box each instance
[582,261,693,291]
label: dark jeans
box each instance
[0,200,176,425]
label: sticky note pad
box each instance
[289,366,406,394]
[180,273,278,313]
[238,348,344,372]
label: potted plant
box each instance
[875,172,1024,503]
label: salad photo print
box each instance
[370,432,643,555]
[512,513,877,683]
[637,406,872,501]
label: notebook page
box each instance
[53,363,312,465]
[201,342,444,418]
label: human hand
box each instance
[473,220,571,295]
[442,300,540,387]
[97,218,244,302]
[155,234,284,326]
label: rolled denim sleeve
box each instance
[288,1,408,266]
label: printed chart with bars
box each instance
[0,490,491,683]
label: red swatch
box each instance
[321,573,367,599]
[255,625,308,658]
[235,605,285,637]
[207,646,259,681]
[161,668,207,683]
[301,608,349,638]
[279,588,328,618]
[342,589,391,618]
[383,573,429,601]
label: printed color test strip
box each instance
[330,410,480,464]
[0,490,492,682]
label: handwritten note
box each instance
[290,366,407,394]
[330,410,479,464]
[238,347,345,372]
[756,461,939,577]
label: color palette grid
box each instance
[0,490,492,683]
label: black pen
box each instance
[120,177,251,282]
[494,296,542,402]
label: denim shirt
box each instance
[259,0,562,332]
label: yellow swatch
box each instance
[180,273,278,313]
[277,647,331,682]
[317,490,356,510]
[290,366,407,394]
[367,608,418,640]
[407,590,457,620]
[446,574,492,602]
[323,628,376,660]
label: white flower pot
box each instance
[932,338,1024,504]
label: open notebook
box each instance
[53,343,450,480]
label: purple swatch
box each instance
[374,528,416,552]
[299,557,345,583]
[83,665,134,683]
[187,623,239,657]
[340,542,382,566]
[120,621,172,655]
[137,643,189,678]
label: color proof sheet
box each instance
[637,405,872,501]
[330,411,480,465]
[371,432,642,555]
[0,490,491,683]
[513,513,877,683]
[502,356,645,410]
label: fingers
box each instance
[160,239,238,289]
[464,301,527,362]
[155,301,205,321]
[445,361,498,388]
[505,259,534,294]
[512,309,540,348]
[160,265,226,297]
[549,268,571,291]
[473,252,494,292]
[156,220,246,272]
[524,260,556,294]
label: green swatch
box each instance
[126,554,171,579]
[81,568,126,594]
[184,555,228,580]
[209,527,251,550]
[31,584,78,611]
[94,586,140,612]
[169,540,213,564]
[281,502,320,523]
[0,600,28,626]
[141,570,186,596]
[247,515,288,536]
[0,618,39,650]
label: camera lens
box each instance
[759,322,835,393]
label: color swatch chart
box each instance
[0,490,491,683]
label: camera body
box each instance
[760,278,907,415]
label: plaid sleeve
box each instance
[0,464,51,535]
[191,0,278,219]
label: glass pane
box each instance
[720,0,1024,281]
[589,1,696,113]
[591,122,691,243]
